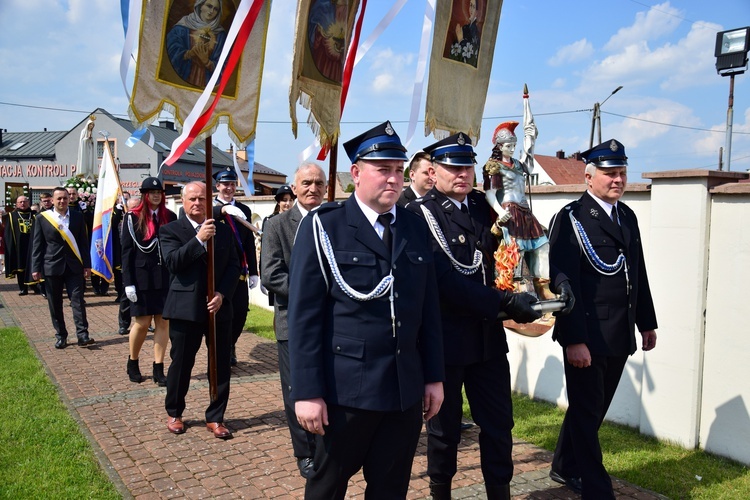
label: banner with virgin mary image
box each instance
[425,0,503,142]
[128,0,271,147]
[289,0,361,150]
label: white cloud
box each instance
[548,39,593,67]
[604,2,682,51]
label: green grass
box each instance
[245,304,276,341]
[499,393,750,499]
[0,327,119,500]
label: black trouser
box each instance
[165,317,232,423]
[306,402,423,500]
[114,269,131,329]
[427,356,514,487]
[552,353,628,500]
[44,272,89,341]
[277,340,316,459]
[16,274,28,293]
[230,278,249,348]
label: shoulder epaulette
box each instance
[312,201,344,214]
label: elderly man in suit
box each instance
[30,187,94,349]
[547,139,657,498]
[160,181,240,439]
[288,121,445,498]
[260,161,326,478]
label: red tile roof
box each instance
[535,152,585,185]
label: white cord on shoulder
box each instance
[420,204,484,280]
[127,214,161,264]
[312,212,397,336]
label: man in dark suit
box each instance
[407,133,543,500]
[30,187,94,349]
[160,181,240,439]
[547,139,658,499]
[260,161,326,478]
[397,150,434,207]
[4,195,35,295]
[288,121,445,498]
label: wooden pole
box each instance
[205,137,218,402]
[327,140,338,202]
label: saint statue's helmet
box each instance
[492,121,519,146]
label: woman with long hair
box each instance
[122,178,177,385]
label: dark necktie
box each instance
[152,212,159,229]
[460,203,469,215]
[377,213,393,253]
[610,205,617,224]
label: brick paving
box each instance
[1,279,667,499]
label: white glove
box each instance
[248,275,259,289]
[223,205,247,220]
[125,285,138,303]
[260,284,268,296]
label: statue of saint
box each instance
[483,112,553,299]
[77,116,97,181]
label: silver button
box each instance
[394,292,399,298]
[397,349,401,355]
[336,346,341,351]
[393,264,397,270]
[353,257,359,262]
[418,257,423,262]
[397,321,401,327]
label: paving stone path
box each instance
[1,280,666,499]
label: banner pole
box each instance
[205,137,218,403]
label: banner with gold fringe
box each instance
[128,0,271,149]
[289,0,362,153]
[424,0,503,142]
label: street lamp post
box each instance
[589,85,623,148]
[715,27,749,171]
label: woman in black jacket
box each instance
[122,178,177,385]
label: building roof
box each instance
[0,130,67,160]
[535,151,586,185]
[104,109,234,166]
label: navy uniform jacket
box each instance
[159,215,240,325]
[288,196,444,412]
[30,209,91,277]
[548,191,657,356]
[407,188,507,366]
[121,210,177,291]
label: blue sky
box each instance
[1,0,749,181]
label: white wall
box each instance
[508,173,750,465]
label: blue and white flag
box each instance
[91,143,122,282]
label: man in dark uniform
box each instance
[211,167,259,366]
[260,161,326,478]
[288,121,445,499]
[407,133,545,500]
[397,150,434,207]
[160,181,240,439]
[4,195,35,295]
[30,187,94,349]
[547,139,657,499]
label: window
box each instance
[97,139,116,159]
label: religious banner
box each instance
[128,0,271,148]
[289,0,361,151]
[91,142,123,283]
[424,0,503,142]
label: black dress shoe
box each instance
[77,336,95,346]
[460,421,475,431]
[297,457,314,479]
[549,469,582,494]
[54,338,67,349]
[18,290,28,296]
[118,327,129,336]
